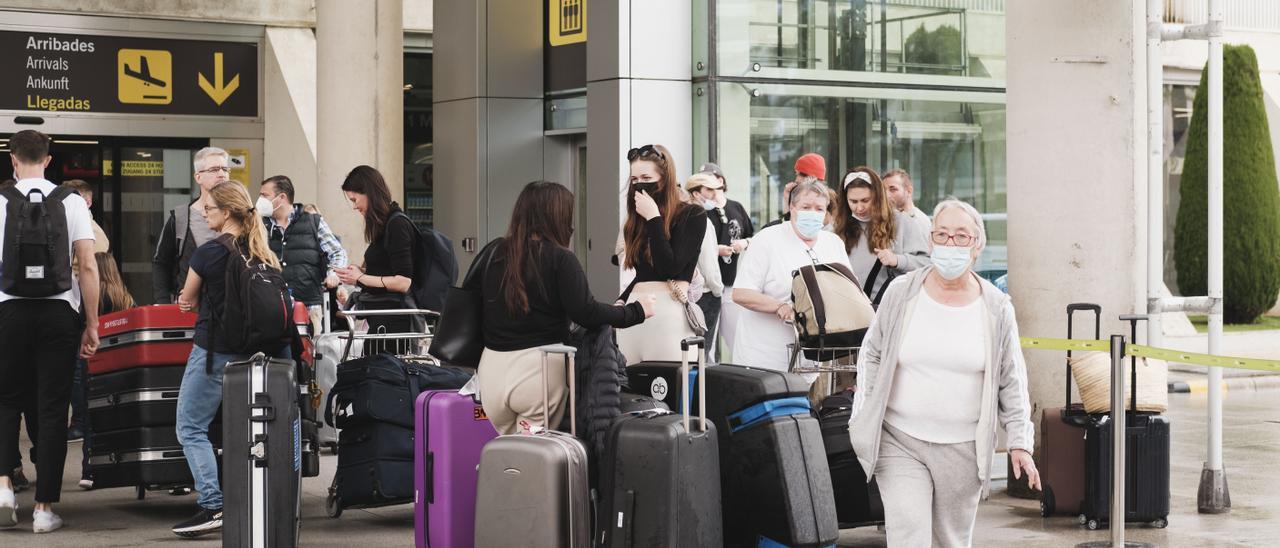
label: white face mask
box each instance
[851,212,871,223]
[930,245,972,280]
[255,196,278,217]
[701,200,716,211]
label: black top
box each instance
[361,207,416,297]
[189,234,233,351]
[619,205,708,301]
[708,199,755,286]
[467,239,645,352]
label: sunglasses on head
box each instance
[627,144,664,162]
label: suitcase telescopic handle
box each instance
[1119,314,1148,413]
[680,336,709,433]
[539,344,578,437]
[1065,303,1102,409]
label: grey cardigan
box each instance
[848,265,1035,496]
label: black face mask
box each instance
[631,182,659,195]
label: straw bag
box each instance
[1069,351,1168,414]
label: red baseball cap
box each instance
[794,153,826,181]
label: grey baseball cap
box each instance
[698,162,724,179]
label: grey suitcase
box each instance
[474,344,590,548]
[222,353,302,548]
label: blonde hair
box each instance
[95,252,135,312]
[208,181,282,270]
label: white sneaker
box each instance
[32,509,62,534]
[0,487,16,528]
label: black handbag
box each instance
[428,240,498,367]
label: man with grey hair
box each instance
[883,169,932,236]
[151,147,229,303]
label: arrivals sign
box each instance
[0,30,258,117]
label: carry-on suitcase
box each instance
[88,364,202,432]
[222,353,302,547]
[314,331,361,450]
[597,337,722,547]
[626,362,838,547]
[617,392,669,414]
[90,305,196,375]
[1080,315,1170,530]
[474,344,590,548]
[817,388,884,528]
[88,424,221,491]
[413,390,499,548]
[1038,303,1100,517]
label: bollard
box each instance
[1077,335,1155,548]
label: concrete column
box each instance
[263,27,317,204]
[433,0,544,271]
[585,0,693,296]
[1007,0,1147,450]
[317,0,404,260]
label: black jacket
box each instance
[564,324,628,464]
[266,206,327,306]
[151,199,199,304]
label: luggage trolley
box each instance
[324,307,440,518]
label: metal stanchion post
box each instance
[1078,335,1155,548]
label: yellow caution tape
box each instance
[1019,337,1280,373]
[1126,344,1280,374]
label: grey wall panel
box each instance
[484,98,546,247]
[585,79,627,297]
[433,98,486,271]
[486,0,544,98]
[434,0,485,102]
[586,0,623,83]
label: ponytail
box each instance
[208,181,283,270]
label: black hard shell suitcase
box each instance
[222,353,302,548]
[617,392,670,414]
[1080,314,1171,530]
[474,344,591,548]
[88,424,222,490]
[627,361,837,547]
[817,390,884,528]
[597,337,722,547]
[88,365,218,432]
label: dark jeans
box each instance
[0,299,81,503]
[696,294,722,362]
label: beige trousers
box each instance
[476,346,569,435]
[617,282,697,366]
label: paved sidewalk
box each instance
[2,390,1276,546]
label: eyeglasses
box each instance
[931,231,975,246]
[198,166,231,174]
[203,205,222,213]
[626,144,663,162]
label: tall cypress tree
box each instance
[1175,44,1280,323]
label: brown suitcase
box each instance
[1038,303,1100,517]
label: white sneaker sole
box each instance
[0,503,16,529]
[33,521,62,533]
[172,519,222,538]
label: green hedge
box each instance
[1175,44,1280,323]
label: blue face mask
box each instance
[930,245,972,280]
[794,210,825,239]
[701,200,716,211]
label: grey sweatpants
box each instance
[875,423,983,548]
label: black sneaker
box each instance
[172,507,222,538]
[10,468,28,493]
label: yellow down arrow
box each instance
[198,52,240,106]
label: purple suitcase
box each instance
[414,389,499,548]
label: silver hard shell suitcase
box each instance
[222,353,302,548]
[474,344,590,548]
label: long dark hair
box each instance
[501,182,575,314]
[834,166,896,253]
[622,144,697,270]
[341,165,396,243]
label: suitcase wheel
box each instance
[1077,514,1088,526]
[1086,519,1100,531]
[325,492,343,518]
[1039,487,1055,518]
[136,485,146,501]
[1151,518,1168,529]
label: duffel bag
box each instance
[325,354,470,429]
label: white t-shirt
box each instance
[0,178,96,311]
[731,221,851,372]
[884,289,987,443]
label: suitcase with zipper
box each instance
[1079,314,1171,530]
[412,390,499,548]
[88,424,222,490]
[597,337,722,547]
[89,305,196,375]
[1038,303,1100,517]
[626,361,838,547]
[88,364,203,432]
[474,344,591,548]
[221,353,302,547]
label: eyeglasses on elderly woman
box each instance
[930,230,975,247]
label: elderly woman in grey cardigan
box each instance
[848,199,1039,547]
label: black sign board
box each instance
[545,0,586,92]
[0,30,258,117]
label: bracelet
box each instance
[356,274,365,287]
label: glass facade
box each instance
[705,0,1007,273]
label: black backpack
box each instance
[1,186,74,298]
[210,236,294,370]
[391,211,457,312]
